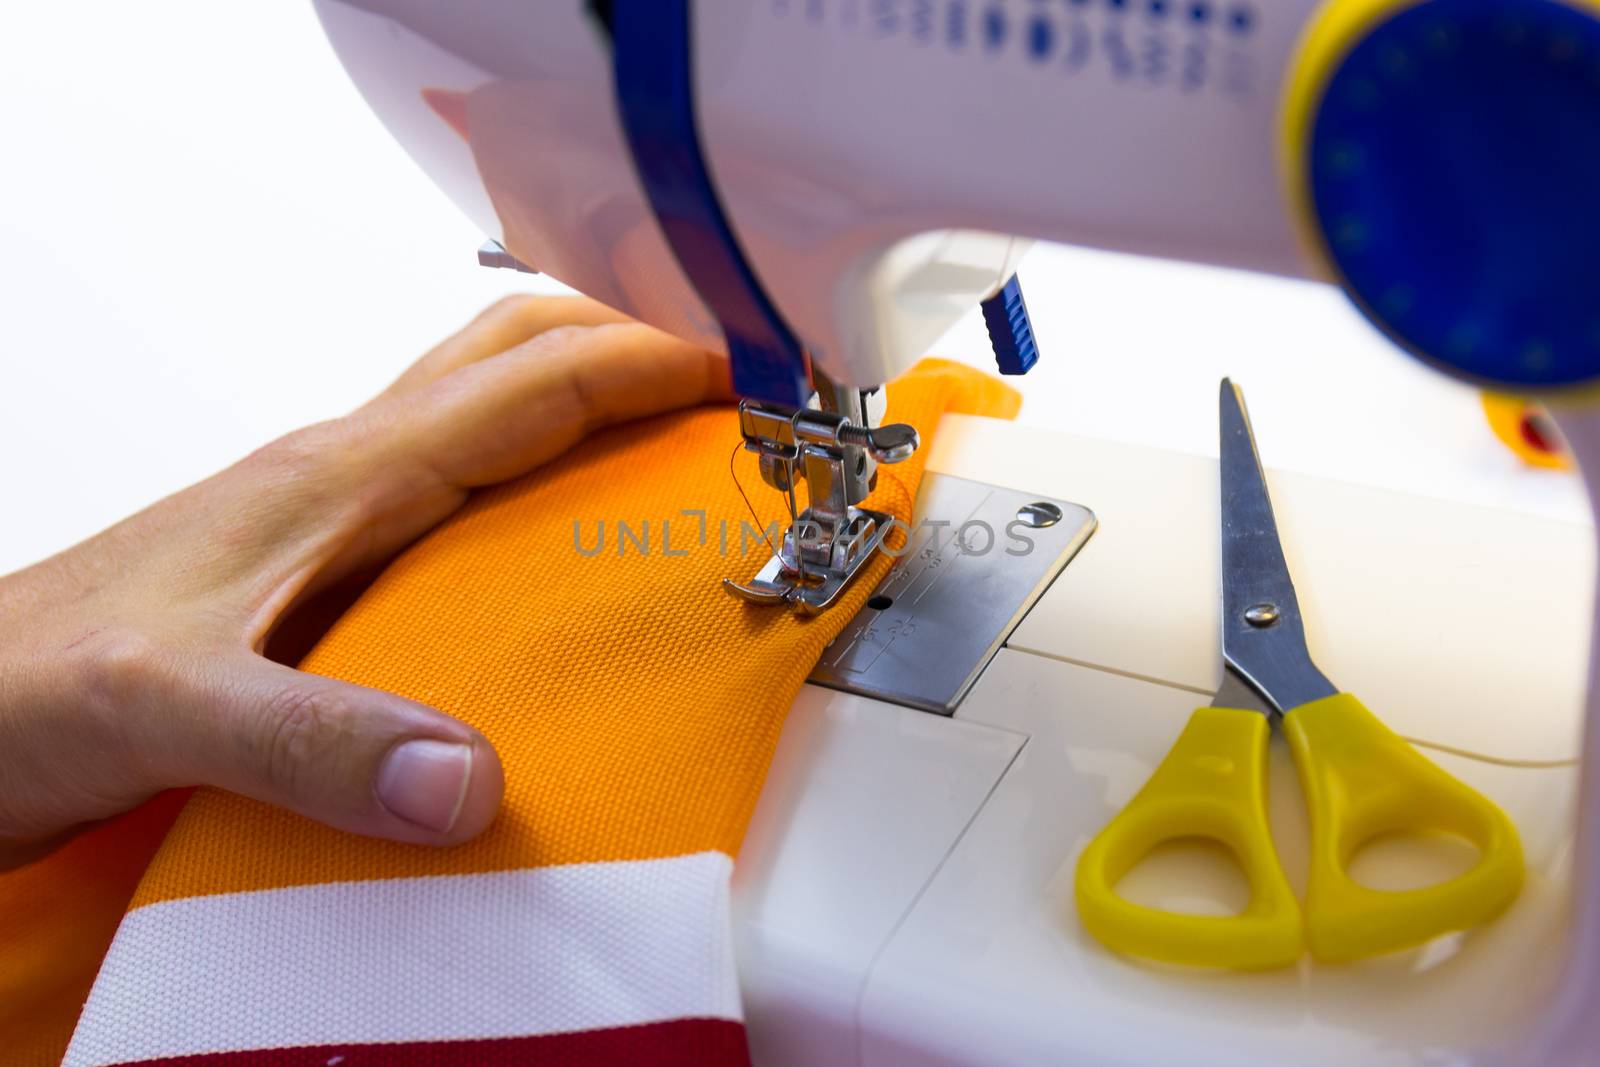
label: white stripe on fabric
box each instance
[65,850,739,1067]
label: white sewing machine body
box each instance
[735,419,1588,1066]
[313,0,1600,1062]
[314,0,1320,389]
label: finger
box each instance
[381,294,635,398]
[218,322,727,636]
[147,652,504,845]
[371,320,732,490]
[290,322,728,592]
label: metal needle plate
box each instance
[808,473,1096,715]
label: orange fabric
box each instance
[0,791,188,1067]
[0,358,1016,1063]
[134,358,1017,906]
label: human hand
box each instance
[0,296,727,868]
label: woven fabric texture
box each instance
[3,358,1017,1065]
[129,358,1018,906]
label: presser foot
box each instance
[723,506,896,615]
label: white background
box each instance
[0,1,1585,576]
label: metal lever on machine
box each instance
[724,382,920,615]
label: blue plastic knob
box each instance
[981,274,1040,376]
[1304,0,1600,391]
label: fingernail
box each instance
[376,739,474,833]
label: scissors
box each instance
[1074,380,1525,969]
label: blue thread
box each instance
[1227,3,1253,34]
[611,0,811,406]
[1309,0,1600,388]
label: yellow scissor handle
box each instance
[1283,693,1525,963]
[1074,707,1303,969]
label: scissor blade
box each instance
[1218,380,1336,716]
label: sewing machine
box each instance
[314,1,1600,1062]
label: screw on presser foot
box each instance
[837,422,919,464]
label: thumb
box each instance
[163,654,504,845]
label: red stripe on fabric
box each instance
[108,1018,750,1067]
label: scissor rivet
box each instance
[1244,603,1281,628]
